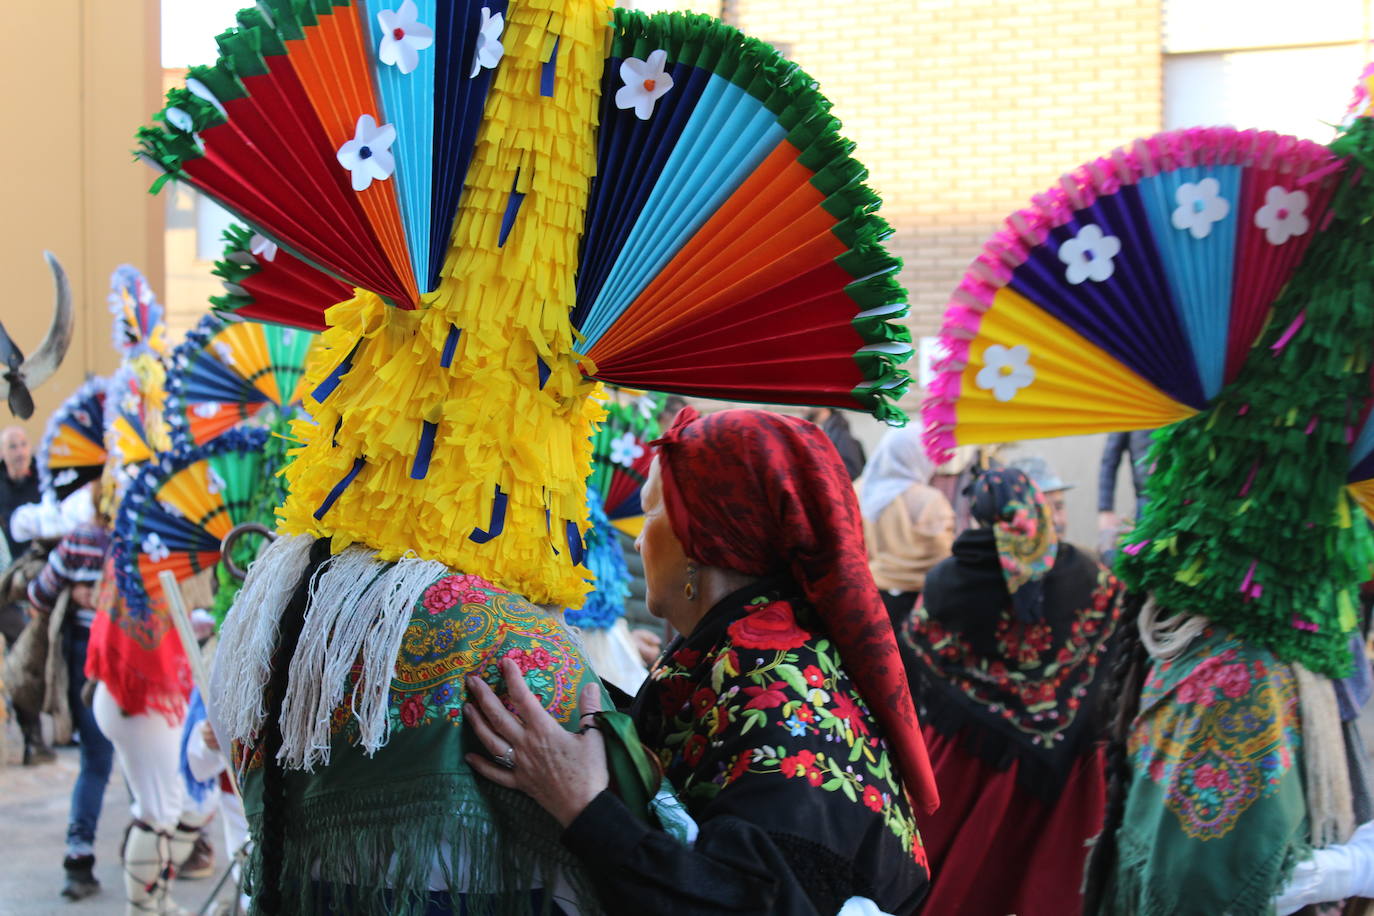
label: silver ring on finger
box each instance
[495,745,516,769]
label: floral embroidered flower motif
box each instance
[142,532,170,563]
[1059,223,1121,285]
[616,49,675,120]
[862,785,885,812]
[249,233,278,262]
[974,343,1035,402]
[727,601,809,651]
[336,114,397,192]
[421,574,492,615]
[376,0,435,75]
[608,431,644,468]
[1254,186,1310,245]
[1171,178,1230,240]
[470,7,505,79]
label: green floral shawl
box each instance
[1108,626,1308,915]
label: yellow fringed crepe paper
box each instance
[278,0,612,609]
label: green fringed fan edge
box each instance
[1115,115,1374,679]
[611,9,912,425]
[208,224,262,318]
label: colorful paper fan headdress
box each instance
[211,225,353,332]
[137,1,913,611]
[590,391,664,528]
[113,426,274,625]
[109,264,168,363]
[165,312,316,448]
[39,376,109,500]
[923,108,1374,675]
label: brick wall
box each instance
[728,0,1164,341]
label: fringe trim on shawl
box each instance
[1110,821,1307,916]
[244,773,599,916]
[1294,662,1356,847]
[213,533,316,747]
[281,548,447,769]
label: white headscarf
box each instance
[859,425,935,522]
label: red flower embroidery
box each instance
[399,695,426,728]
[780,749,818,778]
[726,601,809,651]
[673,647,702,669]
[421,574,493,614]
[660,677,693,715]
[727,753,752,785]
[1214,663,1252,699]
[803,665,825,687]
[832,692,871,735]
[1193,763,1232,792]
[796,705,815,724]
[805,767,824,787]
[691,687,718,716]
[742,681,789,710]
[683,733,708,767]
[862,785,884,812]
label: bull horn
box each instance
[21,252,75,394]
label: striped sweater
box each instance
[28,522,109,626]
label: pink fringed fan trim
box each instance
[920,125,1343,465]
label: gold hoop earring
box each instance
[683,562,698,601]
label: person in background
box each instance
[903,467,1125,916]
[1009,455,1072,537]
[0,425,40,564]
[804,407,866,481]
[27,487,116,901]
[861,425,955,626]
[1096,430,1153,559]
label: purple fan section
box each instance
[1009,183,1208,409]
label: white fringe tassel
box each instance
[211,533,317,746]
[277,550,447,770]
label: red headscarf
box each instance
[652,407,939,814]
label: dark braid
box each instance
[255,538,331,915]
[1081,589,1149,914]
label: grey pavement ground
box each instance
[0,719,238,916]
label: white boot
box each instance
[122,822,189,916]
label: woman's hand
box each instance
[465,657,610,827]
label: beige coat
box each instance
[864,483,955,594]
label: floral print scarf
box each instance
[969,467,1058,622]
[631,579,930,914]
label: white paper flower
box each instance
[336,114,397,192]
[207,468,226,495]
[377,0,434,75]
[158,499,184,520]
[637,396,657,420]
[1254,186,1310,245]
[212,341,236,367]
[53,469,77,487]
[975,344,1036,402]
[192,402,222,419]
[1058,224,1121,285]
[1170,178,1230,240]
[470,7,505,79]
[609,431,644,468]
[615,49,674,120]
[142,532,170,563]
[249,233,278,262]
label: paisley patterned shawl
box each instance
[1109,626,1308,916]
[631,579,930,914]
[235,570,601,916]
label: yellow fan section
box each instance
[210,322,307,405]
[278,0,610,608]
[157,462,234,541]
[952,287,1197,443]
